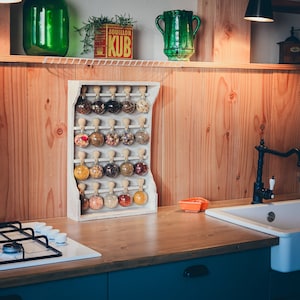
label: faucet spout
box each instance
[262,144,300,167]
[252,139,300,204]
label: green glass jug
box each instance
[23,0,69,56]
[155,10,201,61]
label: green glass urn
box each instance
[155,10,201,61]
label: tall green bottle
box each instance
[23,0,69,56]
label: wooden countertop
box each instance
[0,206,278,288]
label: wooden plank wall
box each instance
[0,5,10,56]
[0,0,299,221]
[196,0,251,62]
[0,63,299,221]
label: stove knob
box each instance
[40,226,53,236]
[33,222,46,234]
[47,229,60,241]
[55,233,67,245]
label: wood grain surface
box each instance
[196,0,250,62]
[0,206,278,288]
[0,63,299,220]
[0,0,299,222]
[0,6,10,56]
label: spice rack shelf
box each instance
[67,80,160,221]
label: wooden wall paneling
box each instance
[161,68,268,204]
[201,69,240,201]
[268,71,300,195]
[1,62,300,220]
[213,0,251,63]
[228,70,273,201]
[0,64,28,221]
[156,69,178,206]
[195,1,214,62]
[196,69,251,201]
[255,70,276,194]
[0,5,10,56]
[26,65,74,219]
[196,0,250,63]
[193,69,219,200]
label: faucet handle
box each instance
[269,176,275,191]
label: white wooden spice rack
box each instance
[67,80,160,221]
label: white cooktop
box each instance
[0,222,102,271]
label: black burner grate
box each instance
[0,221,62,265]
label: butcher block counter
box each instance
[0,205,278,291]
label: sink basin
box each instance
[205,199,300,273]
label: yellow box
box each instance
[94,24,133,59]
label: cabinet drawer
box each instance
[109,248,270,300]
[0,274,108,300]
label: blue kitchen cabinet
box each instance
[1,248,278,300]
[0,273,108,300]
[270,269,300,300]
[108,248,270,300]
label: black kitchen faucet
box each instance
[252,139,300,204]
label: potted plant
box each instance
[75,14,136,59]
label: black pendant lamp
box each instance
[244,0,274,22]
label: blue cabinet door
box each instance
[0,273,108,300]
[109,248,270,300]
[270,269,300,299]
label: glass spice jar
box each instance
[23,0,69,56]
[118,180,132,207]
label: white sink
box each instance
[205,199,300,273]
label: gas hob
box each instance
[0,221,101,271]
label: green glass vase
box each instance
[155,10,201,61]
[23,0,69,56]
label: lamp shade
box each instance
[244,0,274,22]
[0,0,22,2]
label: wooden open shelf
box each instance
[1,0,300,70]
[1,55,300,71]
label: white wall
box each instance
[10,1,300,63]
[251,12,300,63]
[66,0,197,60]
